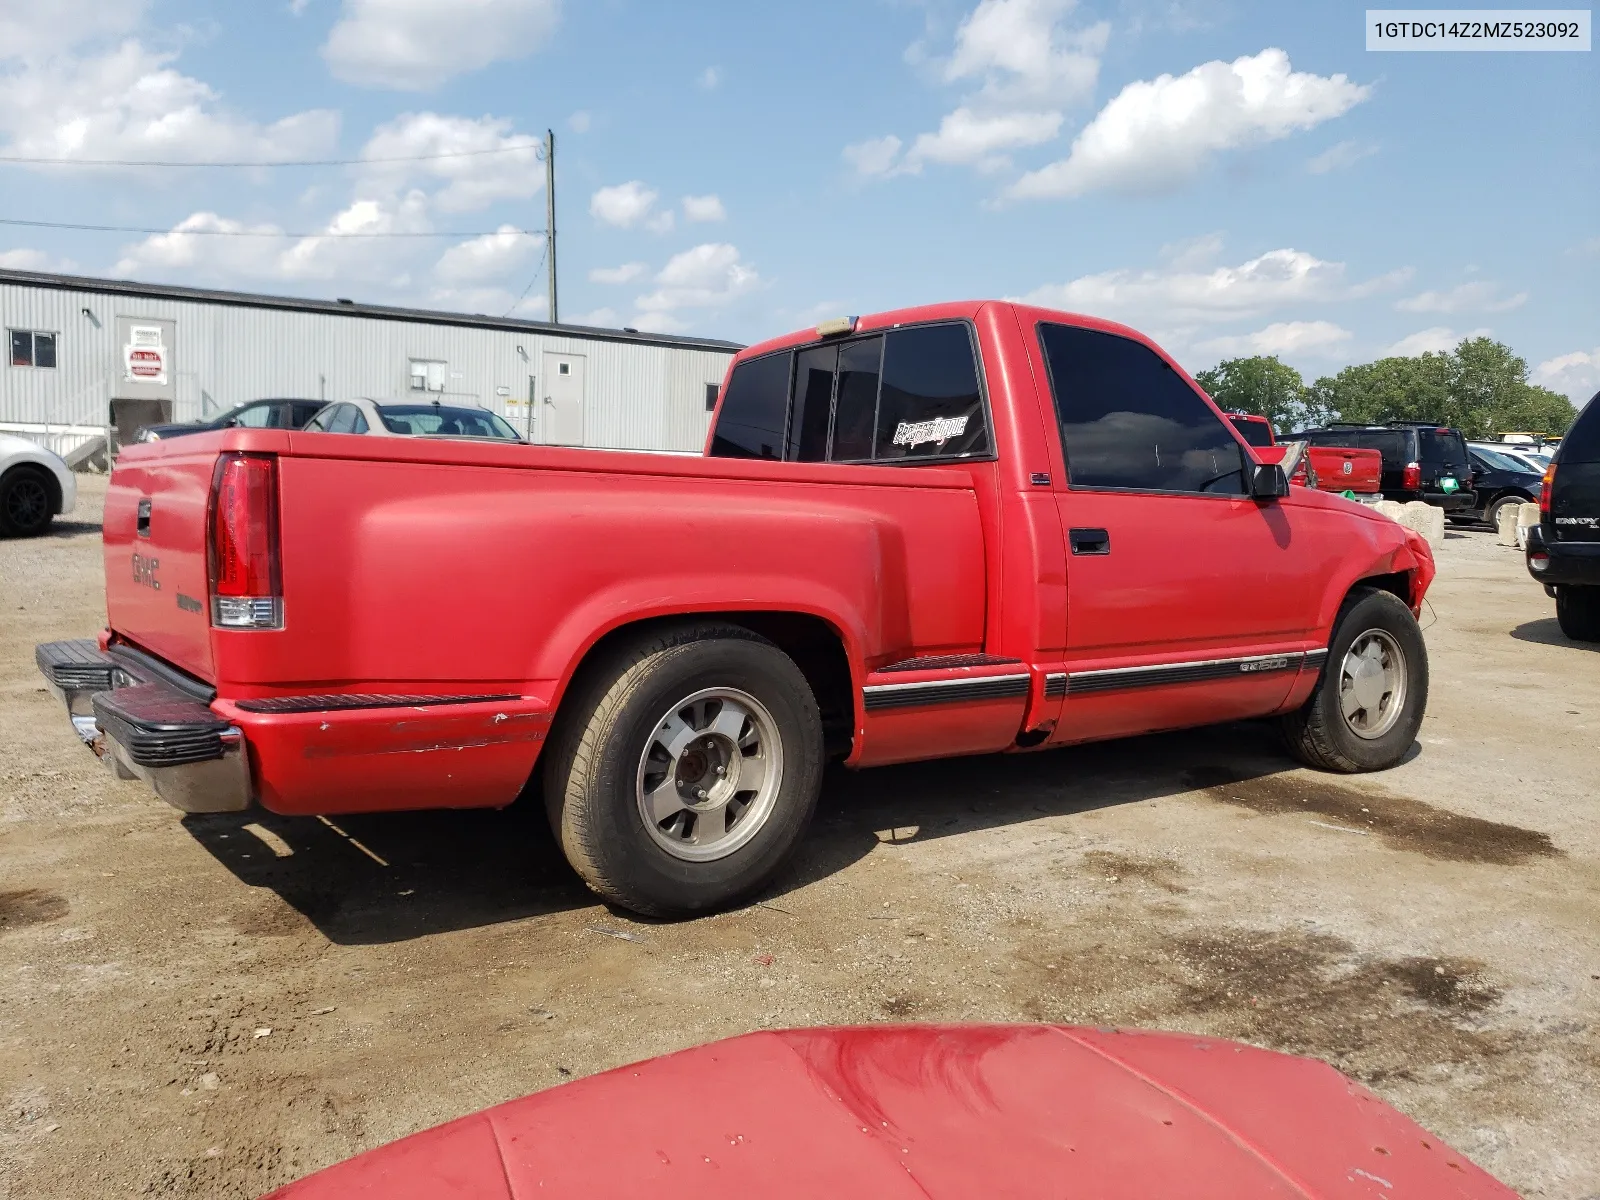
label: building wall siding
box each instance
[1,278,735,453]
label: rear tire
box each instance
[0,466,55,538]
[1280,588,1428,773]
[1486,493,1529,532]
[543,623,824,918]
[1555,586,1600,642]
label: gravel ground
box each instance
[2,474,1598,1198]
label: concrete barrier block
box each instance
[1373,500,1407,524]
[1400,501,1446,550]
[1497,502,1522,545]
[1515,502,1540,550]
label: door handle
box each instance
[1069,527,1109,556]
[136,498,152,538]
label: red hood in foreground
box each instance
[265,1024,1513,1199]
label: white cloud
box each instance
[1159,232,1225,271]
[590,180,659,228]
[426,286,545,317]
[111,192,435,285]
[1395,281,1527,314]
[1006,49,1370,201]
[290,0,314,14]
[698,66,721,90]
[0,247,77,272]
[942,0,1108,107]
[433,225,537,283]
[567,110,591,133]
[682,194,726,222]
[322,0,560,90]
[357,112,542,212]
[1196,320,1352,358]
[589,261,647,285]
[630,312,689,334]
[1381,327,1491,357]
[1306,139,1377,174]
[572,306,619,327]
[1020,245,1407,326]
[844,135,904,177]
[634,243,759,316]
[0,40,338,167]
[1531,348,1600,403]
[0,1,146,57]
[907,107,1063,170]
[645,209,676,234]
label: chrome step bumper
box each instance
[35,639,252,814]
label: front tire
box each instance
[1556,586,1600,642]
[0,466,55,537]
[543,623,824,917]
[1281,588,1429,773]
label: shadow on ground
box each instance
[185,721,1313,946]
[1510,617,1600,653]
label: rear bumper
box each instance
[1525,525,1600,587]
[35,639,251,813]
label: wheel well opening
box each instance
[563,612,856,761]
[1354,570,1412,608]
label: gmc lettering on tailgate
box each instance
[131,551,161,591]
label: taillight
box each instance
[208,453,282,630]
[1402,462,1421,491]
[1540,462,1555,518]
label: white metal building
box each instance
[1,268,741,465]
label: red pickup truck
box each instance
[38,302,1437,916]
[1224,413,1385,499]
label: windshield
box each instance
[1472,447,1527,472]
[376,405,522,440]
[1228,416,1275,447]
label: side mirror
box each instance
[1250,463,1290,501]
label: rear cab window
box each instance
[1418,428,1469,469]
[709,321,991,465]
[1229,416,1275,447]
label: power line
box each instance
[503,241,550,317]
[0,143,548,169]
[0,217,544,238]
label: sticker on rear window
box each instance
[892,414,969,448]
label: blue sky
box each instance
[1,0,1595,399]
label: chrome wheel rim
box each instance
[635,687,783,862]
[1338,629,1407,740]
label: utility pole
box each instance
[544,128,558,324]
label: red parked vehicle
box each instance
[263,1024,1514,1199]
[38,301,1437,916]
[1224,412,1384,500]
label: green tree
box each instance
[1193,356,1319,433]
[1308,353,1453,427]
[1449,337,1575,437]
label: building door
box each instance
[541,352,585,445]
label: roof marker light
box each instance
[815,316,857,338]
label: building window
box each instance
[9,329,57,368]
[558,362,570,376]
[409,359,446,392]
[705,383,719,412]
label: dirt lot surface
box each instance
[3,474,1598,1198]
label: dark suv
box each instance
[1287,421,1474,510]
[136,398,326,443]
[1526,389,1600,640]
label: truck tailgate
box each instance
[103,439,223,682]
[1308,446,1383,494]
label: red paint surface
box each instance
[261,1025,1517,1199]
[104,300,1435,815]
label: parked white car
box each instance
[0,433,76,537]
[301,398,524,441]
[1469,442,1551,474]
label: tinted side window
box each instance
[789,345,836,462]
[1229,416,1274,447]
[1040,323,1244,495]
[326,405,358,434]
[293,403,324,427]
[875,324,989,461]
[711,351,790,460]
[831,337,882,461]
[1357,430,1411,462]
[1560,392,1600,462]
[349,408,370,434]
[234,405,275,428]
